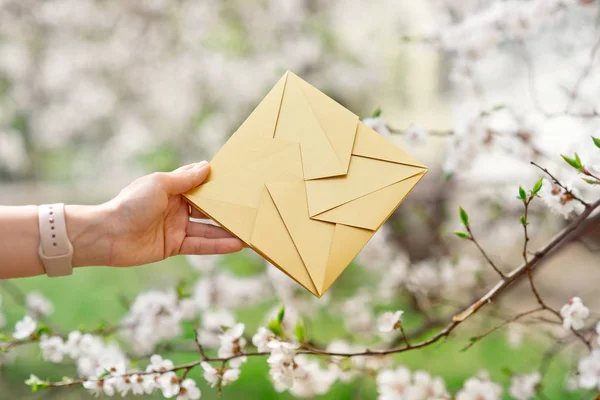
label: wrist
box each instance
[65,204,116,268]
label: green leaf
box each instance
[25,374,48,392]
[459,207,469,226]
[277,305,285,324]
[518,186,526,200]
[371,107,382,118]
[561,154,582,171]
[176,280,190,299]
[532,178,543,194]
[491,104,506,111]
[454,231,470,239]
[294,322,305,343]
[37,324,51,336]
[0,333,9,341]
[592,136,600,149]
[97,369,110,379]
[520,216,527,226]
[575,153,582,168]
[583,178,599,185]
[502,367,513,377]
[268,320,283,338]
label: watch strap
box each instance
[38,203,73,277]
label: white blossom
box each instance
[507,324,524,349]
[578,349,600,390]
[120,290,183,355]
[186,254,222,272]
[252,327,276,352]
[455,374,502,400]
[509,372,541,400]
[127,374,156,395]
[267,340,300,390]
[83,378,116,397]
[377,367,449,400]
[177,378,201,400]
[404,125,428,146]
[357,226,397,270]
[440,257,481,296]
[285,355,338,397]
[341,290,374,335]
[325,340,358,382]
[201,362,240,387]
[13,315,37,340]
[193,273,266,311]
[377,310,404,333]
[147,354,174,373]
[196,308,236,348]
[157,372,180,398]
[69,334,128,379]
[378,254,409,300]
[407,370,449,399]
[39,335,65,363]
[406,260,442,295]
[179,298,199,321]
[64,330,84,359]
[25,292,54,318]
[539,179,585,219]
[201,362,220,387]
[377,366,412,399]
[362,117,390,136]
[217,323,247,368]
[560,296,589,331]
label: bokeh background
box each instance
[1,0,600,399]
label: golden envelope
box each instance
[185,71,427,297]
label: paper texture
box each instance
[185,71,427,297]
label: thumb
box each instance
[163,161,210,194]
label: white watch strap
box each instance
[38,203,73,277]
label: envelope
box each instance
[184,71,427,297]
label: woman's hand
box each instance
[69,162,244,268]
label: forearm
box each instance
[0,205,114,279]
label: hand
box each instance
[68,162,244,268]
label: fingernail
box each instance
[194,161,208,170]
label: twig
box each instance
[465,225,506,279]
[531,162,590,207]
[387,126,454,136]
[521,193,547,308]
[193,329,208,359]
[461,307,543,351]
[398,323,411,348]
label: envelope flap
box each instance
[312,172,426,230]
[251,187,319,296]
[305,155,426,217]
[353,121,427,168]
[322,224,374,294]
[231,72,287,140]
[266,180,335,296]
[290,72,358,175]
[186,198,257,244]
[274,73,346,180]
